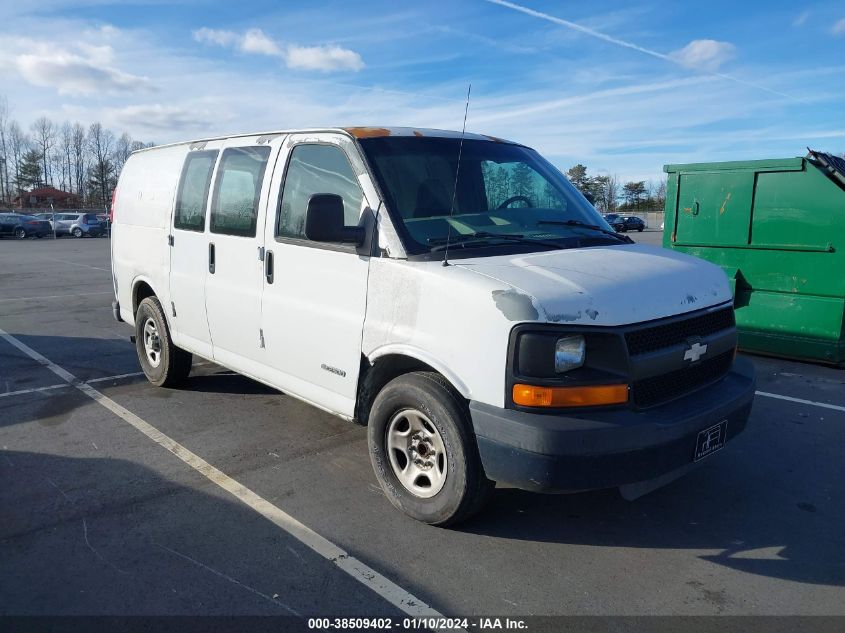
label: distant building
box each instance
[14,186,82,209]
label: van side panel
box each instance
[113,145,189,326]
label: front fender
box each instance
[367,343,472,399]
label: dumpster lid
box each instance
[663,157,804,174]
[807,148,845,191]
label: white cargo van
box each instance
[111,127,755,525]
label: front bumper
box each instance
[470,356,755,492]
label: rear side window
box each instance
[277,144,363,239]
[210,146,271,237]
[174,150,218,232]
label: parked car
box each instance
[50,212,105,237]
[603,213,626,231]
[621,215,646,232]
[112,127,755,526]
[97,214,111,236]
[0,212,52,239]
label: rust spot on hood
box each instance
[345,127,392,139]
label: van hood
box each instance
[455,244,732,326]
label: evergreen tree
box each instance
[566,164,590,194]
[87,158,117,208]
[16,149,43,191]
[510,162,534,203]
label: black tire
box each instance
[368,371,494,526]
[135,296,192,387]
[72,227,83,238]
[638,226,644,232]
[14,227,26,239]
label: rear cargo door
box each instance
[674,171,753,246]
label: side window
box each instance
[278,144,363,239]
[174,150,218,232]
[210,146,271,237]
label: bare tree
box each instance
[0,95,10,202]
[8,121,28,196]
[88,122,115,207]
[599,173,619,213]
[71,123,87,197]
[114,132,134,175]
[654,179,667,208]
[58,123,75,193]
[31,116,56,187]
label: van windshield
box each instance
[358,136,620,257]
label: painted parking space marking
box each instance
[0,383,71,399]
[38,256,111,273]
[755,390,845,413]
[0,363,211,399]
[0,291,113,303]
[0,324,445,620]
[0,372,146,399]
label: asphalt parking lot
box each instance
[1,236,844,620]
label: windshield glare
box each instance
[359,136,615,256]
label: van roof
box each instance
[131,127,519,155]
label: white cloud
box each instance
[241,29,282,56]
[192,27,238,48]
[106,104,220,132]
[285,44,365,72]
[833,19,845,36]
[14,45,152,95]
[792,11,810,27]
[193,27,364,72]
[670,39,735,71]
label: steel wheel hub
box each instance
[142,317,162,368]
[386,408,447,498]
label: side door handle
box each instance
[208,243,215,274]
[265,250,274,284]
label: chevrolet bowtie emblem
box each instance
[684,341,708,363]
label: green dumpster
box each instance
[663,151,845,365]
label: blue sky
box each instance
[1,0,843,183]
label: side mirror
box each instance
[304,194,365,246]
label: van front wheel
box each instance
[368,372,494,526]
[135,297,192,387]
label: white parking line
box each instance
[0,383,71,398]
[0,372,146,399]
[0,363,214,399]
[755,390,845,413]
[39,256,111,273]
[0,291,113,303]
[86,371,146,384]
[0,325,445,620]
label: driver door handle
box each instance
[208,243,215,274]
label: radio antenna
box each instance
[443,83,471,267]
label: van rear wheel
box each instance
[135,297,192,387]
[368,372,494,526]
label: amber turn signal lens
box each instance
[512,383,629,407]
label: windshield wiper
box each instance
[537,219,634,244]
[428,231,565,252]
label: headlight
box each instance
[555,335,585,373]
